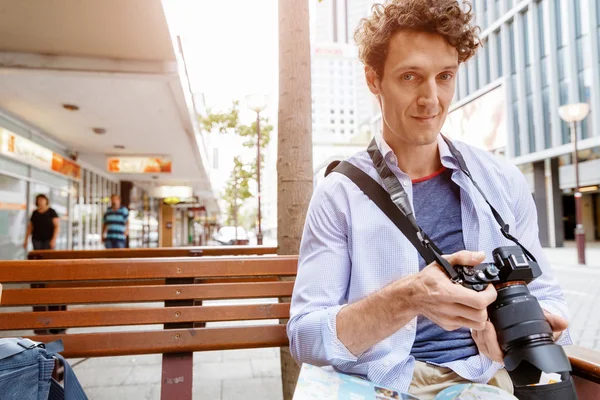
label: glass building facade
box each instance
[459,0,600,158]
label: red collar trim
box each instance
[411,166,447,184]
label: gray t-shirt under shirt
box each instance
[409,167,478,364]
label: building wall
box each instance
[463,0,600,158]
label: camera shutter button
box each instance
[476,271,486,281]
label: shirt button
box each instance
[402,179,410,186]
[389,155,397,165]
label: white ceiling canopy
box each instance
[0,0,217,212]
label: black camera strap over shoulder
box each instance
[326,135,536,282]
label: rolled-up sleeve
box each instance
[287,179,359,367]
[511,168,572,345]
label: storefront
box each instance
[0,118,120,259]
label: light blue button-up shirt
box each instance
[287,134,571,392]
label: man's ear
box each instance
[365,66,381,95]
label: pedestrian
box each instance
[102,194,129,249]
[23,194,60,251]
[287,1,569,398]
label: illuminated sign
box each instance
[0,129,81,179]
[107,157,172,174]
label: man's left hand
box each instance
[50,238,57,249]
[472,310,569,364]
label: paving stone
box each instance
[84,384,159,400]
[193,360,254,381]
[222,347,279,361]
[251,358,282,378]
[75,365,134,388]
[222,377,283,400]
[193,379,222,399]
[123,364,162,385]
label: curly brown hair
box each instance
[355,0,480,77]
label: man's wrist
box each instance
[383,275,421,322]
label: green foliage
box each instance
[200,100,273,226]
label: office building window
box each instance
[522,12,530,67]
[575,0,590,37]
[508,22,516,74]
[527,95,535,152]
[512,102,521,156]
[558,47,567,80]
[559,80,570,144]
[579,71,592,139]
[542,87,551,149]
[496,32,503,77]
[538,4,546,57]
[541,56,548,87]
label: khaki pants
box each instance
[408,361,514,400]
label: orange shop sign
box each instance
[107,156,172,174]
[0,129,81,179]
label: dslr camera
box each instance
[455,246,573,387]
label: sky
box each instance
[164,0,280,124]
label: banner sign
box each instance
[0,129,81,179]
[107,156,172,174]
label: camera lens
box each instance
[488,282,572,386]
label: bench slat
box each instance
[0,281,295,306]
[0,303,291,330]
[25,325,289,358]
[0,256,298,283]
[28,246,278,259]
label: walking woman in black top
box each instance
[23,194,60,250]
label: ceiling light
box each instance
[93,128,106,135]
[579,185,598,193]
[114,145,125,149]
[62,104,79,111]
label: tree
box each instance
[278,0,313,398]
[222,156,252,226]
[200,101,273,226]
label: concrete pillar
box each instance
[533,161,549,247]
[160,202,175,248]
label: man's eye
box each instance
[401,74,415,81]
[439,73,453,80]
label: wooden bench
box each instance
[0,256,296,399]
[0,256,598,399]
[27,245,278,260]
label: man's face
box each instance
[111,196,121,208]
[367,30,459,147]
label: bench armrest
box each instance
[565,345,600,384]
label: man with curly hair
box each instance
[287,0,570,398]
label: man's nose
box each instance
[417,79,440,109]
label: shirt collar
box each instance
[374,132,459,170]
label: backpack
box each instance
[0,338,87,400]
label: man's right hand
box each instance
[408,250,497,332]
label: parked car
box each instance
[213,226,249,245]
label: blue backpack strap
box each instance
[47,353,88,400]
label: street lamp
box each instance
[245,93,268,245]
[558,102,590,265]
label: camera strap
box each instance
[326,135,535,282]
[439,136,536,262]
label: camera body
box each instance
[455,246,542,292]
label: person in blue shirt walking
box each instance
[102,194,129,249]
